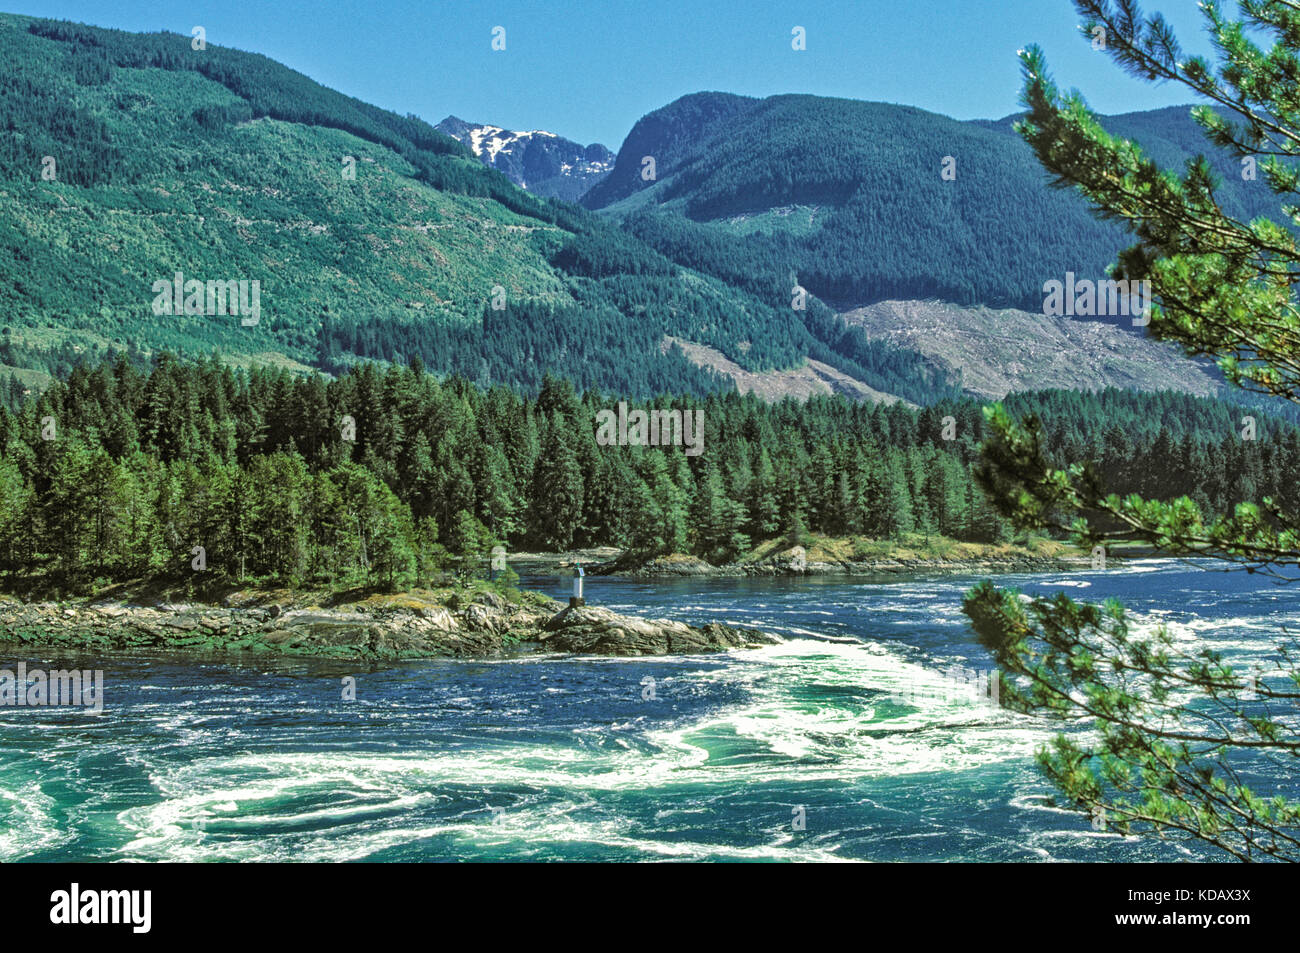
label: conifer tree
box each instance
[530,411,585,551]
[967,0,1300,860]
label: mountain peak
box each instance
[434,117,613,201]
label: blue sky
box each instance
[6,0,1215,147]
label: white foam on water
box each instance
[1008,793,1083,817]
[109,637,1052,861]
[1125,607,1291,660]
[650,640,1044,776]
[0,779,73,861]
[114,746,863,862]
[1115,559,1177,574]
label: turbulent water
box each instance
[1,560,1293,862]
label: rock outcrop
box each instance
[540,606,777,656]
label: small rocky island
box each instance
[0,589,779,661]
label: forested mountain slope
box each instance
[2,14,1268,410]
[587,93,1279,316]
[0,15,954,403]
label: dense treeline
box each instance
[1002,389,1300,516]
[316,302,733,397]
[1,355,1296,592]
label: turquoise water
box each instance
[0,560,1292,861]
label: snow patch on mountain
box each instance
[437,116,614,201]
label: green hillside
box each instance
[1,15,966,402]
[3,14,1272,409]
[587,93,1281,316]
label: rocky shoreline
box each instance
[0,592,780,662]
[0,544,1090,662]
[611,546,1092,578]
[511,544,1093,579]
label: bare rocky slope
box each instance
[663,336,907,404]
[839,300,1220,400]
